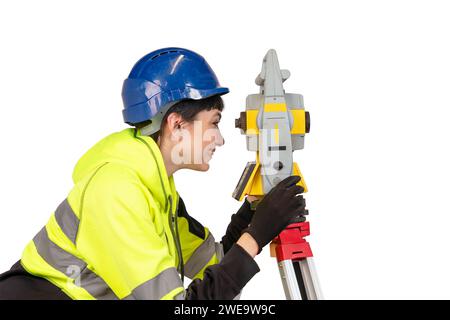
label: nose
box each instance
[216,130,225,147]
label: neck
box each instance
[158,139,180,177]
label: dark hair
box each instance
[135,95,224,141]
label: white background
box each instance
[1,0,450,300]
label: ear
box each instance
[165,112,184,133]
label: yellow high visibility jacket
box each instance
[20,128,222,299]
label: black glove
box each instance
[221,198,255,254]
[244,176,306,254]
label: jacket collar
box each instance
[133,128,177,213]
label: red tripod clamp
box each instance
[270,221,313,262]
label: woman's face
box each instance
[169,109,224,171]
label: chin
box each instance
[185,159,211,172]
[187,163,210,172]
[196,163,210,172]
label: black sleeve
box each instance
[185,243,260,300]
[221,200,255,254]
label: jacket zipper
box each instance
[168,195,184,282]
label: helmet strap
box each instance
[140,102,177,136]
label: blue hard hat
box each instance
[122,47,229,125]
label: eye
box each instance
[212,122,219,127]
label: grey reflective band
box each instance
[33,227,118,300]
[54,198,79,245]
[184,232,216,279]
[79,268,118,300]
[124,267,183,300]
[215,242,224,262]
[174,290,186,300]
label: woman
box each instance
[0,48,306,300]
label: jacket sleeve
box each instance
[185,243,260,300]
[177,196,260,300]
[74,163,184,300]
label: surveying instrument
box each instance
[232,49,323,300]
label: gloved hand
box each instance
[244,176,306,254]
[221,197,256,254]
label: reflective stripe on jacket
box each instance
[20,128,221,299]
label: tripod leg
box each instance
[296,257,323,300]
[278,260,302,300]
[278,257,323,300]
